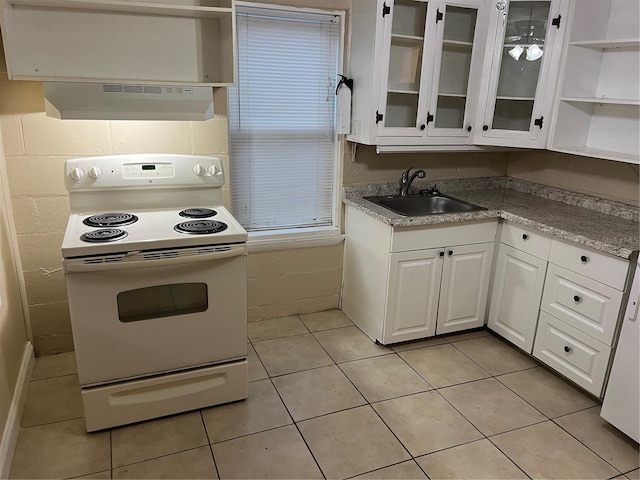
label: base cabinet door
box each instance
[383,248,443,344]
[488,244,548,352]
[437,242,494,334]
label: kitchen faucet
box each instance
[399,167,426,196]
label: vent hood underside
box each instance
[43,82,214,121]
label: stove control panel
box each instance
[123,163,175,179]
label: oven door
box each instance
[64,245,247,386]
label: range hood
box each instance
[43,82,214,121]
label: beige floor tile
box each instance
[497,367,598,418]
[340,355,432,403]
[313,326,390,363]
[10,418,110,479]
[22,374,83,427]
[355,460,428,479]
[112,446,218,479]
[491,421,621,479]
[32,351,77,380]
[299,309,354,332]
[212,425,323,479]
[372,391,483,457]
[391,337,449,353]
[398,344,490,388]
[247,344,268,382]
[272,365,366,421]
[72,470,112,479]
[439,378,546,436]
[416,439,527,479]
[253,333,333,376]
[298,405,410,479]
[445,329,490,343]
[627,468,640,479]
[202,379,292,443]
[111,411,208,468]
[452,335,537,375]
[247,315,308,342]
[555,406,639,473]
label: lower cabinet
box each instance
[488,243,548,353]
[342,206,497,345]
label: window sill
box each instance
[247,226,344,253]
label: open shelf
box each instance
[561,97,640,106]
[569,38,640,49]
[550,145,639,164]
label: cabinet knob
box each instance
[580,255,588,263]
[467,125,472,132]
[573,295,581,302]
[439,251,445,257]
[564,345,571,353]
[522,234,528,240]
[420,124,426,131]
[483,125,489,131]
[448,250,453,256]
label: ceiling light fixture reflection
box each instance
[508,44,543,61]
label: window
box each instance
[228,4,341,233]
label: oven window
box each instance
[117,283,208,322]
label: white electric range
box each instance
[62,154,248,432]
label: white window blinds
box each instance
[229,6,340,231]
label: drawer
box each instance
[500,222,551,260]
[533,311,611,397]
[541,264,623,345]
[549,239,629,290]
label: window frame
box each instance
[231,2,346,251]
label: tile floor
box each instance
[10,310,640,479]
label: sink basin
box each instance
[365,194,486,217]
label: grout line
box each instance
[484,435,533,479]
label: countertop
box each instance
[343,181,640,260]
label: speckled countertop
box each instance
[344,179,640,259]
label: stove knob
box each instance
[193,164,206,176]
[88,166,102,179]
[208,165,221,177]
[69,167,85,181]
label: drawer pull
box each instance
[448,250,453,256]
[580,255,588,263]
[573,295,581,303]
[522,234,528,240]
[439,251,445,257]
[564,345,572,353]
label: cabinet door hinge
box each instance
[551,15,561,28]
[534,116,544,129]
[426,112,434,124]
[436,8,443,23]
[382,2,390,17]
[376,111,384,123]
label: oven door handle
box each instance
[64,246,246,273]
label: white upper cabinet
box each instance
[548,0,640,164]
[474,0,569,148]
[348,0,489,146]
[0,0,236,86]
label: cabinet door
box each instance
[383,248,443,344]
[437,242,494,334]
[488,243,547,353]
[476,0,568,148]
[426,0,487,140]
[377,0,434,138]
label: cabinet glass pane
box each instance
[386,92,419,127]
[392,0,427,37]
[435,6,476,129]
[435,96,466,128]
[492,1,550,131]
[388,38,424,91]
[493,99,534,130]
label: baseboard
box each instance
[0,342,34,479]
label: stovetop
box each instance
[62,206,247,258]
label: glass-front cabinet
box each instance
[348,0,488,146]
[476,0,569,148]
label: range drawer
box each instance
[549,239,628,290]
[500,222,551,260]
[533,311,610,397]
[541,264,623,345]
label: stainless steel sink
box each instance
[364,194,486,217]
